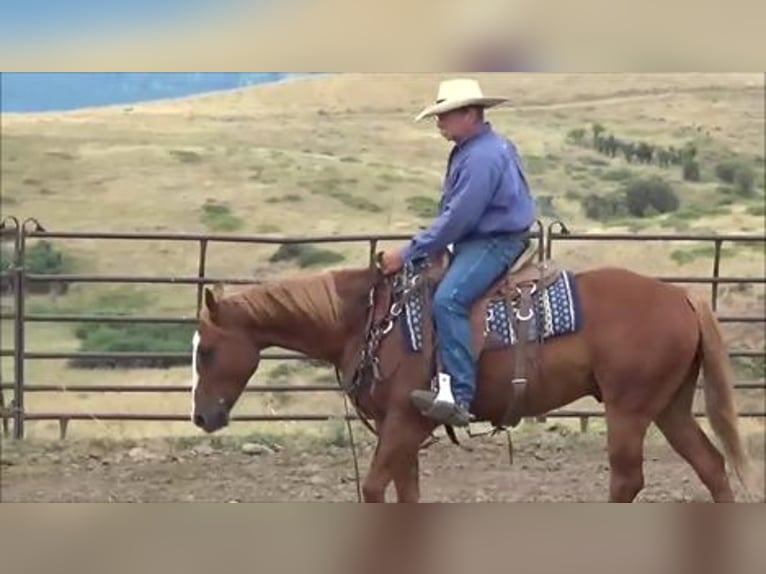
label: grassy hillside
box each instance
[1,73,764,439]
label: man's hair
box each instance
[464,105,485,122]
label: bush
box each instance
[325,190,382,213]
[406,195,438,218]
[169,149,203,164]
[269,243,345,267]
[734,167,755,196]
[567,128,586,145]
[0,243,13,272]
[522,155,547,175]
[200,199,244,231]
[26,240,67,274]
[715,159,755,195]
[623,177,679,217]
[714,159,742,183]
[0,243,13,293]
[582,193,628,221]
[266,193,303,203]
[69,323,195,369]
[1,240,72,295]
[536,195,557,217]
[566,128,587,145]
[600,168,633,182]
[682,159,701,182]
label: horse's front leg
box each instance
[362,409,431,503]
[393,450,421,503]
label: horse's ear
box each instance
[204,286,220,317]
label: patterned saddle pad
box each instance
[398,262,582,353]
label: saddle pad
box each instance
[402,269,582,352]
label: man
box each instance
[379,78,536,427]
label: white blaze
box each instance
[190,331,201,419]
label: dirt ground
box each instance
[2,423,764,503]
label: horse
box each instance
[189,243,755,503]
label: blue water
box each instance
[0,73,314,113]
[0,0,245,41]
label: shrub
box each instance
[734,167,755,196]
[406,196,439,218]
[582,193,628,221]
[566,128,587,146]
[69,323,195,369]
[200,199,244,231]
[536,195,557,217]
[25,240,67,274]
[169,149,203,164]
[682,159,701,182]
[564,189,582,200]
[325,191,382,213]
[623,177,679,217]
[0,244,13,272]
[266,193,303,203]
[600,168,633,182]
[522,155,546,175]
[269,244,345,267]
[0,244,13,293]
[715,158,755,195]
[670,249,696,265]
[714,159,742,183]
[2,240,73,295]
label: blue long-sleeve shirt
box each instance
[399,122,536,262]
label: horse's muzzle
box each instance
[193,408,229,433]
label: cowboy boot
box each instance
[411,395,475,427]
[411,372,450,412]
[411,374,475,426]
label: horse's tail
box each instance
[687,293,756,497]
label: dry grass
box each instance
[0,73,763,439]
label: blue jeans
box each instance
[431,235,529,405]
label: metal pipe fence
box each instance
[0,217,763,439]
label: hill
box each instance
[1,73,763,439]
[3,73,763,276]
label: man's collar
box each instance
[455,121,492,148]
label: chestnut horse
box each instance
[189,248,754,503]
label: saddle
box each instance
[494,243,560,427]
[374,241,561,429]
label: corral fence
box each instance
[0,216,764,440]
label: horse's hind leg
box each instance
[605,407,651,502]
[655,373,734,502]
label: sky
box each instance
[0,0,245,41]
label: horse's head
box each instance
[191,285,261,433]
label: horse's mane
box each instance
[225,269,343,329]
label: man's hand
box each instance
[378,250,404,275]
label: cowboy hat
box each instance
[415,78,508,121]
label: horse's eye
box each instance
[197,346,215,364]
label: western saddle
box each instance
[371,241,560,430]
[492,241,560,427]
[407,241,561,429]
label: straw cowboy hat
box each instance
[415,78,508,121]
